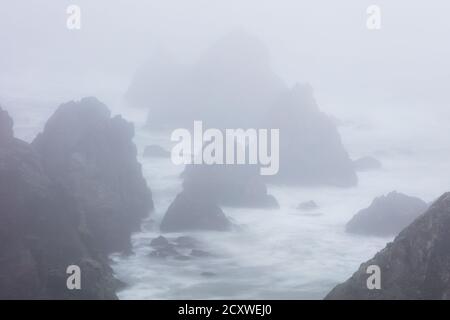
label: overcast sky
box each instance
[1,0,449,117]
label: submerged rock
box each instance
[32,97,153,254]
[150,235,170,248]
[0,106,117,299]
[353,156,382,171]
[326,192,450,300]
[346,191,428,236]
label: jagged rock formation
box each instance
[159,162,278,232]
[326,192,450,300]
[160,191,231,233]
[0,106,117,299]
[32,97,153,254]
[353,156,382,171]
[346,191,428,236]
[265,84,357,187]
[129,32,356,187]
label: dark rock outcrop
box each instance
[143,145,170,158]
[0,107,117,299]
[353,156,382,171]
[326,192,450,300]
[32,97,153,254]
[265,84,357,187]
[160,192,231,233]
[346,191,428,237]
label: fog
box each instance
[1,0,450,299]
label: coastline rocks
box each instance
[32,97,153,254]
[265,84,357,187]
[326,192,450,300]
[160,192,232,233]
[143,145,170,158]
[346,191,428,237]
[297,201,319,211]
[0,107,117,299]
[353,156,382,171]
[148,235,212,259]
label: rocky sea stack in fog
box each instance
[0,106,117,299]
[327,192,450,299]
[128,31,357,187]
[346,191,428,236]
[265,84,357,187]
[160,163,278,232]
[32,97,153,253]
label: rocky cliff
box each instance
[0,106,118,299]
[326,192,450,299]
[32,97,153,254]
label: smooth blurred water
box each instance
[4,94,449,300]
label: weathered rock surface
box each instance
[0,106,117,299]
[32,97,153,254]
[326,192,450,300]
[346,191,428,236]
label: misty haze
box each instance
[1,1,450,301]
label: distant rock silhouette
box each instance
[127,30,286,129]
[265,84,357,187]
[346,191,428,236]
[160,191,232,233]
[326,192,450,299]
[160,152,278,232]
[32,97,153,254]
[0,106,117,299]
[129,32,356,187]
[297,200,319,211]
[143,145,170,158]
[353,156,382,171]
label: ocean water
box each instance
[4,94,449,300]
[110,106,449,300]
